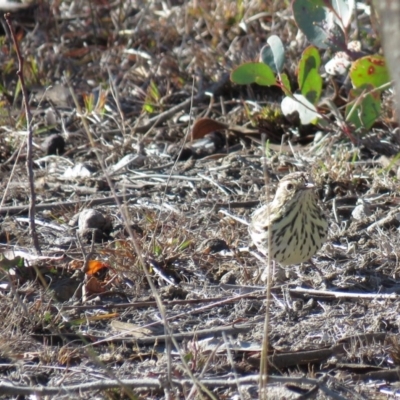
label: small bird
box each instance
[249,172,328,266]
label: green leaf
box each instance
[143,103,154,113]
[350,55,390,89]
[332,0,355,29]
[230,62,276,86]
[14,79,22,105]
[260,35,285,73]
[298,46,322,104]
[0,255,24,271]
[292,0,346,51]
[279,73,292,95]
[153,244,162,256]
[43,311,53,323]
[148,80,160,101]
[178,240,192,251]
[345,84,381,130]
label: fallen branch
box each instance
[0,374,347,399]
[290,287,400,300]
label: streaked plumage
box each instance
[249,172,328,265]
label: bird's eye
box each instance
[286,183,294,191]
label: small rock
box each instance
[78,209,112,242]
[352,199,371,220]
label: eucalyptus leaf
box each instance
[260,35,285,73]
[231,62,276,86]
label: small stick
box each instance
[4,13,41,255]
[259,134,271,398]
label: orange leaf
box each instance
[86,260,109,276]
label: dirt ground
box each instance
[1,1,400,399]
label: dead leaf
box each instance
[85,276,105,294]
[110,321,153,338]
[191,118,228,140]
[86,260,109,276]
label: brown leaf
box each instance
[191,118,228,140]
[85,276,106,294]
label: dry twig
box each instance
[4,13,40,254]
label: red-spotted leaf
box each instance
[350,55,390,89]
